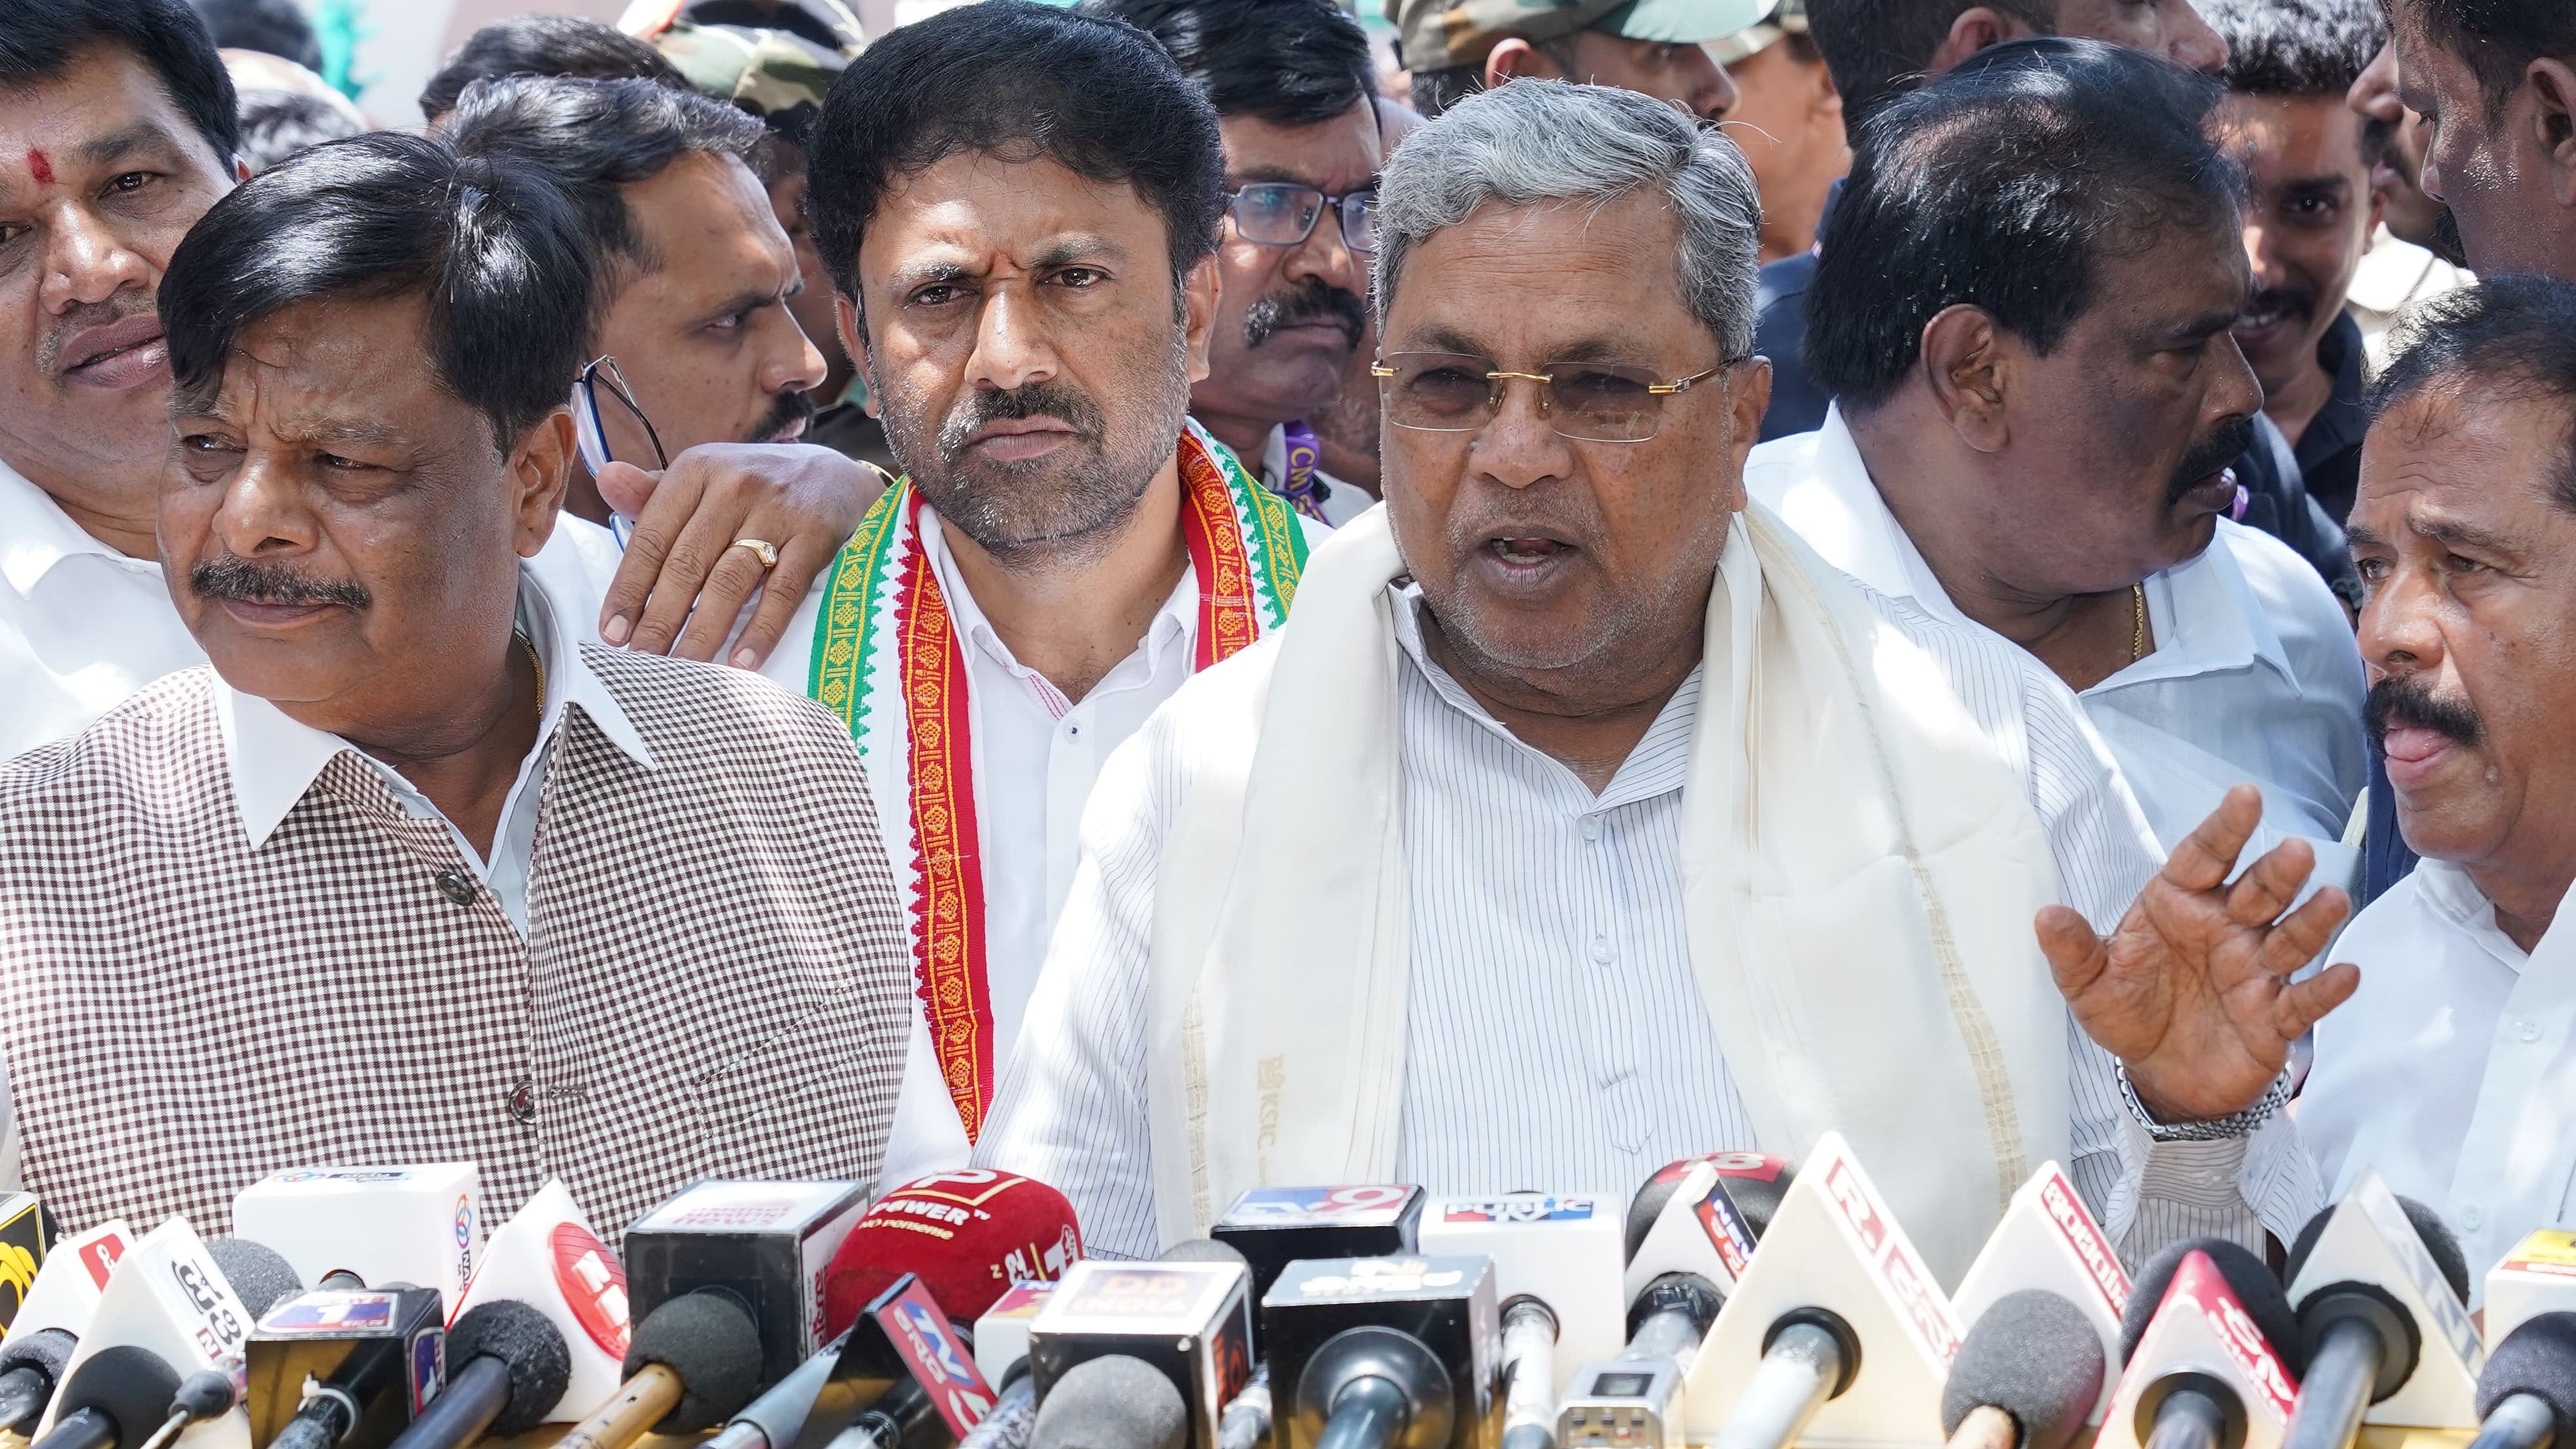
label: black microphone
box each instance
[29,1346,182,1449]
[1940,1291,2104,1449]
[2108,1239,2306,1449]
[206,1240,306,1323]
[0,1328,76,1435]
[1029,1356,1187,1449]
[2279,1191,2479,1449]
[247,1285,447,1449]
[383,1300,572,1449]
[1263,1257,1496,1449]
[2471,1314,2576,1449]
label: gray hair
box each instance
[1372,79,1763,359]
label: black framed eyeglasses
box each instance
[1227,182,1380,255]
[1370,351,1738,443]
[572,354,669,477]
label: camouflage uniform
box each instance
[1384,0,1765,72]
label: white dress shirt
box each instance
[1748,409,2367,892]
[2348,224,2472,368]
[2302,863,2576,1289]
[764,503,1254,1181]
[977,578,2319,1265]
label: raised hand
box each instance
[2037,783,2361,1124]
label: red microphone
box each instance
[822,1171,1083,1339]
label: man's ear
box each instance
[1182,256,1220,387]
[1720,356,1774,513]
[510,408,577,558]
[1925,7,2033,79]
[1919,304,2012,453]
[2529,57,2576,206]
[1485,37,1561,87]
[834,294,876,417]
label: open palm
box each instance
[2037,784,2362,1123]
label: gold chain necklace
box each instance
[2129,582,2148,662]
[516,630,545,706]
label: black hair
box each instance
[0,0,240,165]
[418,15,685,124]
[1084,0,1372,126]
[1806,0,2058,126]
[2369,276,2576,513]
[2404,0,2576,114]
[2207,0,2386,95]
[190,0,319,70]
[441,73,769,308]
[160,132,593,453]
[235,90,363,175]
[1807,38,2238,410]
[805,0,1226,306]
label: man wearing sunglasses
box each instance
[980,80,2335,1277]
[0,0,876,768]
[1749,44,2366,935]
[1093,0,1383,525]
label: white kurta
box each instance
[1746,409,2368,890]
[2302,863,2576,1291]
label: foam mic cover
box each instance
[2285,1198,2470,1307]
[1029,1355,1187,1449]
[55,1345,180,1449]
[822,1173,1082,1337]
[1942,1291,2104,1449]
[451,1301,575,1437]
[206,1239,304,1320]
[2120,1238,2302,1373]
[623,1291,763,1433]
[2479,1313,2576,1449]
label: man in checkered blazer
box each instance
[0,129,916,1235]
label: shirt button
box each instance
[2519,1018,2543,1043]
[1580,817,1602,843]
[2460,1203,2484,1230]
[435,869,478,906]
[1589,935,1614,963]
[1066,724,1081,738]
[504,1077,536,1126]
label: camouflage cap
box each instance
[628,0,864,149]
[1386,0,1767,72]
[1706,0,1805,65]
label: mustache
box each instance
[936,379,1105,462]
[190,555,373,609]
[2366,674,2484,752]
[1243,278,1366,349]
[744,387,818,443]
[2431,208,2471,269]
[2165,415,2256,507]
[2239,285,2315,325]
[36,295,156,381]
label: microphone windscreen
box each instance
[623,1291,762,1433]
[2119,1237,2303,1374]
[1942,1291,2104,1449]
[2480,1313,2576,1449]
[2283,1209,2333,1288]
[450,1299,574,1436]
[206,1237,303,1320]
[1029,1355,1187,1449]
[0,1327,74,1381]
[2397,1197,2471,1305]
[1157,1239,1248,1267]
[823,1173,1082,1337]
[59,1345,180,1449]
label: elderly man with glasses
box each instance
[977,77,2342,1280]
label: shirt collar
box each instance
[915,501,1200,686]
[1748,404,2299,692]
[0,453,153,597]
[215,562,654,849]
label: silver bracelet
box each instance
[2117,1064,2293,1142]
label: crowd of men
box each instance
[0,0,2569,1285]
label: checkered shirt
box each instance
[0,648,914,1237]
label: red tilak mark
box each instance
[25,150,51,185]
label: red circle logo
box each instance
[549,1223,632,1356]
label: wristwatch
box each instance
[2117,1064,2293,1143]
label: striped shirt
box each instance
[977,577,2320,1267]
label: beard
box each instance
[872,322,1193,567]
[2432,208,2471,269]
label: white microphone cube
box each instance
[448,1179,630,1421]
[2489,1230,2576,1346]
[1418,1193,1623,1398]
[231,1164,482,1308]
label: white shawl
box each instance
[1139,502,2071,1281]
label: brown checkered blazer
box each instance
[0,647,914,1237]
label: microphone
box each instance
[1947,1162,2131,1430]
[1940,1291,2104,1449]
[1262,1255,1498,1449]
[1028,1355,1186,1449]
[1622,1155,1795,1303]
[958,1362,1034,1449]
[2094,1239,2304,1449]
[232,1167,482,1311]
[823,1172,1083,1340]
[2491,1233,2576,1353]
[244,1285,446,1449]
[204,1243,303,1324]
[445,1179,631,1423]
[621,1179,870,1400]
[1029,1246,1255,1446]
[2471,1313,2576,1449]
[34,1219,256,1449]
[1688,1134,1962,1449]
[2279,1176,2482,1449]
[555,1289,763,1449]
[1212,1189,1425,1329]
[380,1301,572,1449]
[0,1193,58,1333]
[0,1223,147,1436]
[1419,1192,1624,1449]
